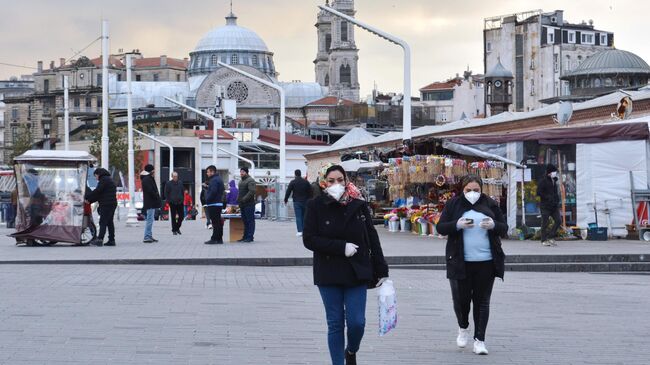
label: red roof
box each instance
[194,129,235,140]
[307,96,355,107]
[258,130,327,146]
[90,56,125,68]
[419,79,461,92]
[133,57,188,69]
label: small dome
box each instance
[193,13,269,53]
[566,49,650,77]
[485,59,514,79]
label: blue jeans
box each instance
[293,201,306,233]
[241,204,255,240]
[144,208,155,240]
[318,285,367,365]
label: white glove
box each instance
[479,217,495,230]
[376,277,388,287]
[345,243,359,257]
[456,218,474,230]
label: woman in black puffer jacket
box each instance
[85,168,117,246]
[436,174,507,356]
[303,165,388,365]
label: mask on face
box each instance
[326,183,346,201]
[550,172,558,178]
[465,191,481,205]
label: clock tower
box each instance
[484,58,514,116]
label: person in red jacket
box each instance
[183,189,193,219]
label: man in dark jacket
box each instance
[165,171,185,235]
[204,165,225,244]
[537,164,561,246]
[237,167,256,242]
[284,169,312,236]
[85,168,117,246]
[141,164,161,243]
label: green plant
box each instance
[9,125,33,162]
[517,180,541,204]
[88,118,140,175]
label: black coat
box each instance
[537,176,560,211]
[303,194,389,286]
[85,169,117,206]
[284,177,312,203]
[437,194,508,280]
[141,172,161,210]
[164,179,184,205]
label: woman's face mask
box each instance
[326,184,346,201]
[464,191,481,205]
[550,172,558,178]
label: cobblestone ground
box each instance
[0,265,646,364]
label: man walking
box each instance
[204,165,225,244]
[85,168,117,246]
[237,167,256,243]
[141,164,161,243]
[284,169,312,236]
[537,164,562,246]
[165,171,185,235]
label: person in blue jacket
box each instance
[204,165,225,244]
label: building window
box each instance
[568,31,575,43]
[153,73,159,82]
[43,79,49,93]
[553,54,559,73]
[340,64,351,85]
[600,34,607,45]
[565,55,571,71]
[85,97,92,108]
[340,21,348,42]
[74,97,80,108]
[231,54,239,65]
[594,78,601,87]
[547,31,555,44]
[97,73,102,86]
[581,33,594,44]
[530,79,535,95]
[325,33,332,51]
[211,54,218,66]
[117,74,122,81]
[176,74,181,82]
[98,98,102,108]
[11,107,18,120]
[605,78,612,87]
[136,74,141,81]
[252,55,258,66]
[486,42,492,52]
[324,74,329,86]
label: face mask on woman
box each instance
[465,191,481,205]
[326,183,346,201]
[550,171,558,178]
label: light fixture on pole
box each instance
[133,129,174,180]
[125,53,138,226]
[216,61,287,184]
[317,5,412,143]
[101,19,110,169]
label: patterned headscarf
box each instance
[319,163,365,206]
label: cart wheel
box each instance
[80,222,97,246]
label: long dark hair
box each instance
[461,174,483,190]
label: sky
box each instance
[1,0,649,98]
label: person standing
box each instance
[537,164,561,246]
[284,169,312,236]
[85,168,117,246]
[303,165,388,365]
[183,189,193,219]
[204,165,225,244]
[226,180,239,206]
[436,174,507,356]
[237,167,256,243]
[141,164,161,243]
[165,171,185,235]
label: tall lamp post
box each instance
[101,19,110,168]
[318,5,412,143]
[125,53,138,226]
[216,61,286,184]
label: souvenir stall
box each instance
[382,155,506,236]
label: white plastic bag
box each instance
[378,279,397,336]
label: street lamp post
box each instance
[318,5,412,142]
[125,54,138,226]
[216,61,287,184]
[101,19,110,168]
[63,75,69,150]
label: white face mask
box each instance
[326,183,346,201]
[550,172,558,178]
[465,191,481,205]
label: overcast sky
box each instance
[1,0,648,97]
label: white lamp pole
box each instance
[101,19,110,168]
[63,75,69,150]
[125,54,138,226]
[318,5,412,141]
[217,61,287,183]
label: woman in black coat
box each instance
[85,168,117,246]
[436,174,507,356]
[303,165,388,365]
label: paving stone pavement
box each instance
[1,218,649,262]
[0,265,647,364]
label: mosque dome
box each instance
[566,49,650,77]
[193,13,269,53]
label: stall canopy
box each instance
[449,122,649,145]
[307,127,376,155]
[340,159,383,172]
[14,150,97,162]
[442,141,525,168]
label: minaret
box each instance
[328,0,359,101]
[314,1,332,88]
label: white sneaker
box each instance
[549,239,557,246]
[542,240,552,246]
[296,232,303,237]
[473,339,488,355]
[456,327,471,348]
[207,224,213,230]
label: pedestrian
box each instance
[284,169,312,236]
[165,171,185,235]
[226,179,239,206]
[84,168,117,246]
[436,174,507,356]
[303,164,389,365]
[183,189,193,218]
[204,165,225,244]
[140,164,161,243]
[537,164,561,246]
[9,185,17,229]
[236,167,256,242]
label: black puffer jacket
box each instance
[537,176,560,211]
[85,168,117,206]
[303,194,389,286]
[141,171,161,210]
[436,194,508,280]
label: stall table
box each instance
[222,214,244,242]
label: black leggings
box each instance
[449,260,495,342]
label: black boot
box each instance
[345,350,356,365]
[90,238,103,246]
[104,240,116,246]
